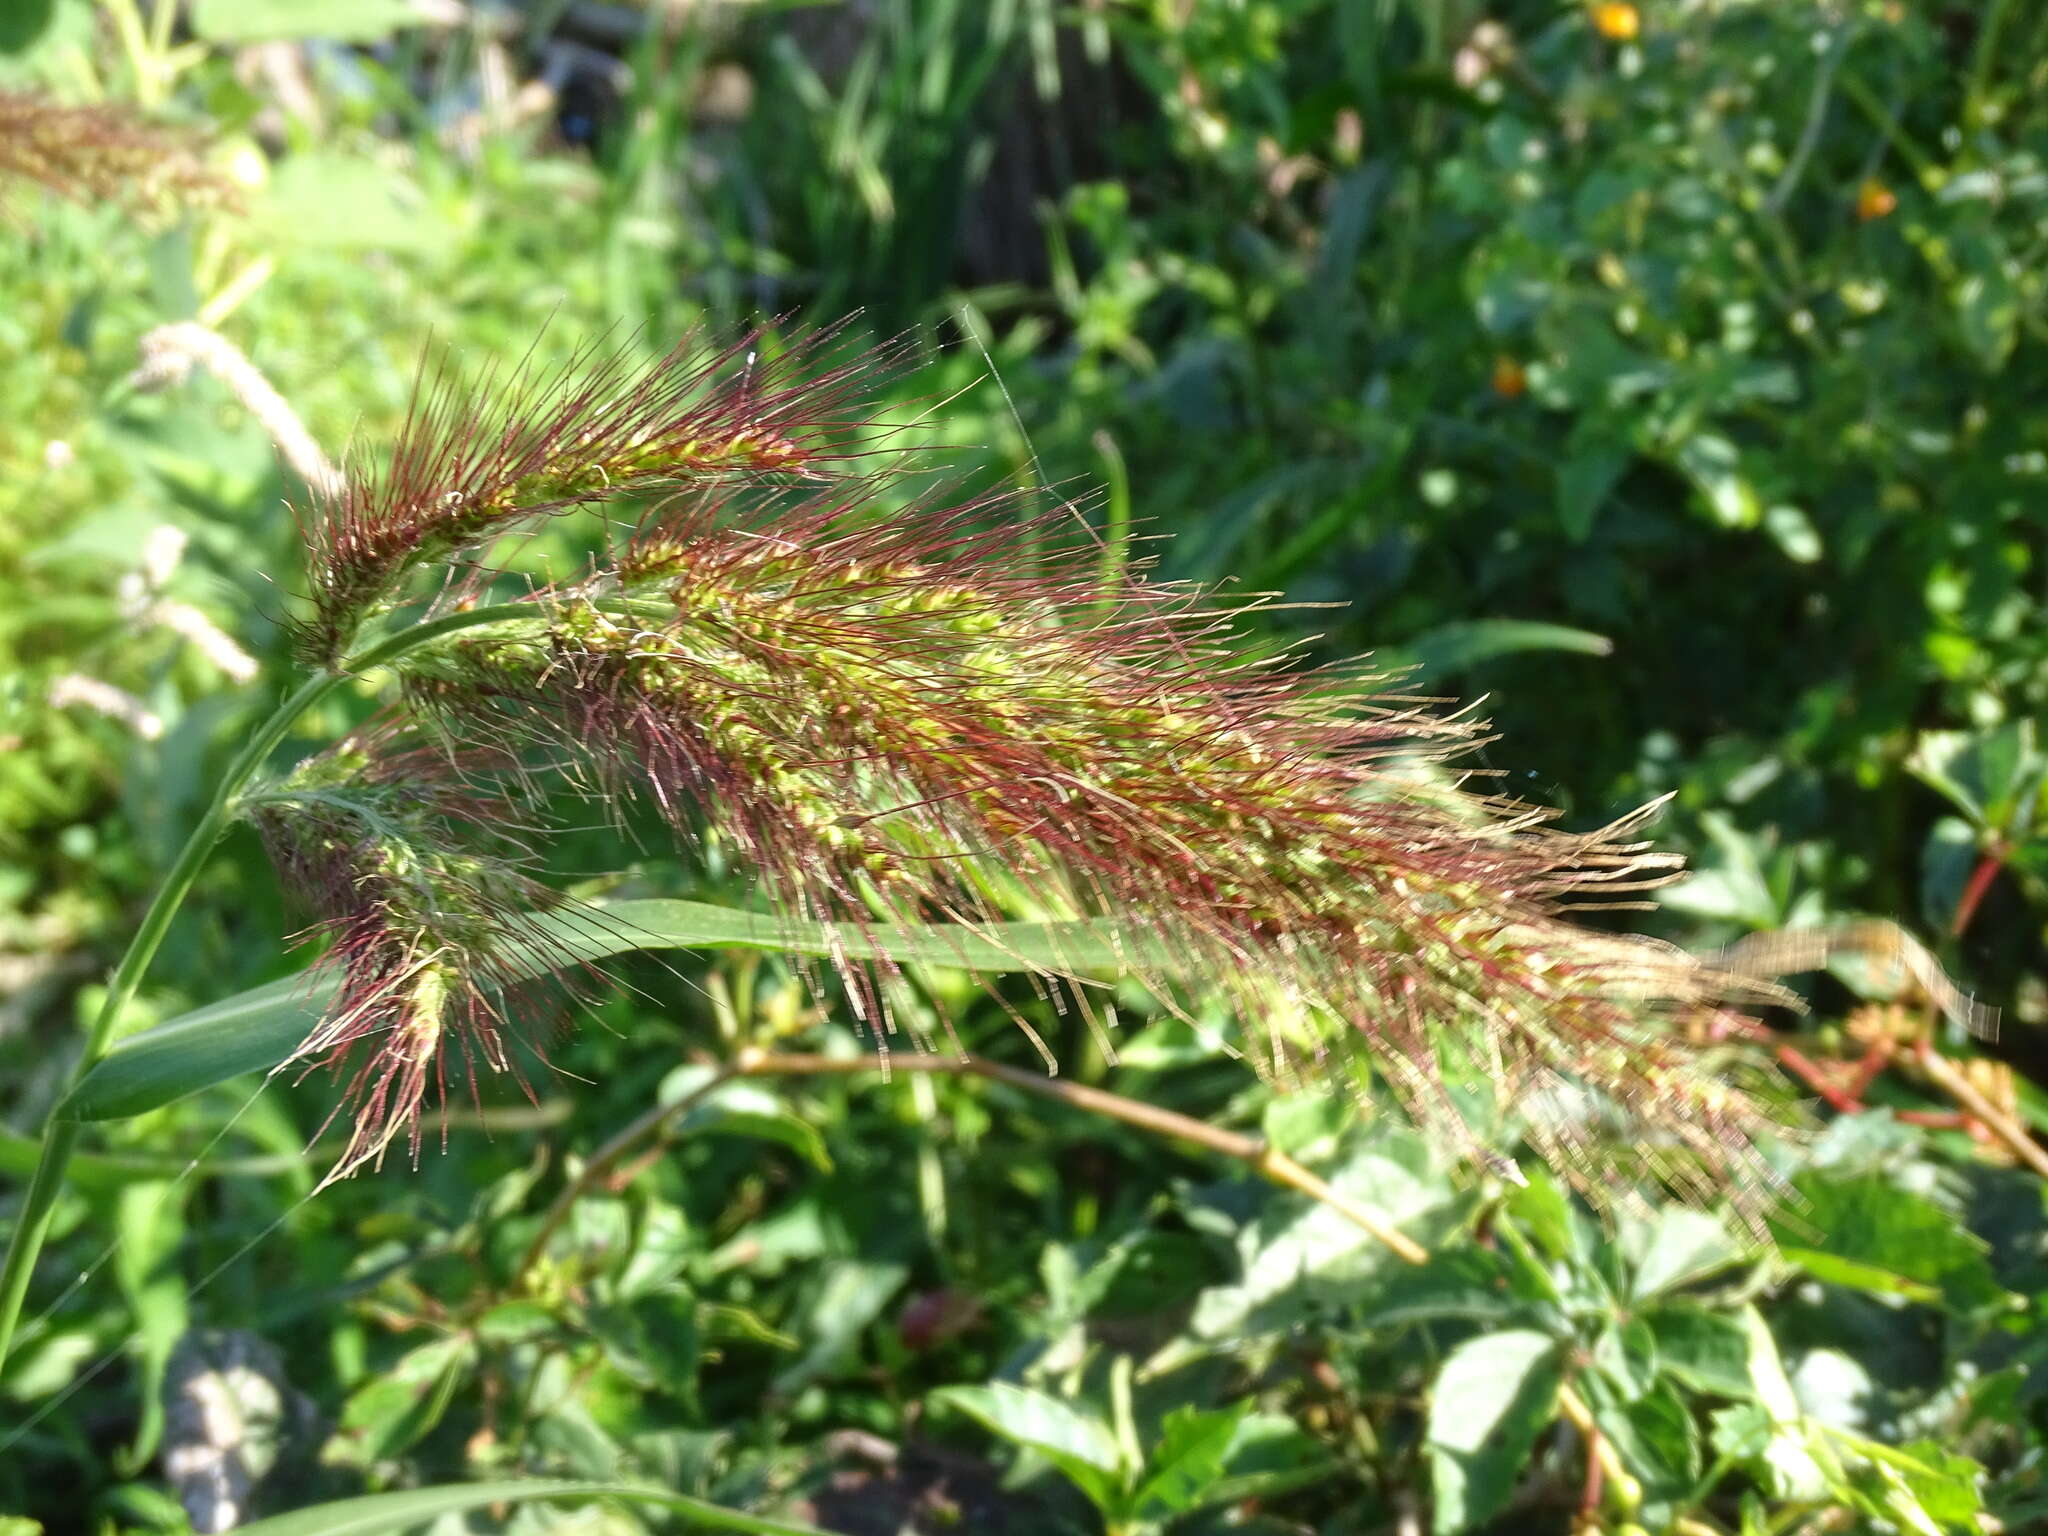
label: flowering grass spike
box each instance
[295,326,887,664]
[367,440,1793,1209]
[0,89,223,213]
[248,722,584,1179]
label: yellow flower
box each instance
[1590,3,1639,41]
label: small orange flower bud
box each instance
[1492,356,1527,399]
[1857,178,1897,222]
[1590,3,1639,41]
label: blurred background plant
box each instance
[3,1,2047,1533]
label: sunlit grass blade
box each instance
[60,901,1174,1123]
[232,1478,832,1536]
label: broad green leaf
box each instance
[1772,1174,2004,1313]
[1133,1403,1248,1517]
[62,901,1171,1122]
[1908,721,2044,835]
[932,1382,1125,1510]
[231,1480,832,1535]
[1951,240,2019,373]
[1588,1379,1701,1498]
[660,1069,832,1172]
[0,0,53,53]
[1659,812,1784,927]
[685,1107,832,1170]
[1763,504,1822,563]
[1625,1206,1748,1301]
[1203,1413,1335,1507]
[326,1336,475,1467]
[474,1301,557,1345]
[1424,1328,1563,1534]
[1646,1305,1754,1399]
[1868,1440,1989,1534]
[617,1202,696,1299]
[1731,1306,1828,1502]
[1920,816,1981,933]
[1362,1243,1553,1330]
[1736,1304,1800,1423]
[248,154,451,255]
[1182,1130,1454,1351]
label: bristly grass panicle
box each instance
[390,468,1796,1211]
[246,721,586,1181]
[294,324,895,666]
[0,88,226,213]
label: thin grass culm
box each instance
[0,324,1793,1374]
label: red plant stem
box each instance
[1578,1422,1607,1519]
[1842,1036,1896,1101]
[1950,846,2007,937]
[1774,1044,1864,1113]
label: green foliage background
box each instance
[3,1,2048,1532]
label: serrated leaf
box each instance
[1772,1173,2004,1313]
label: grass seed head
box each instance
[0,89,226,214]
[247,720,585,1180]
[295,324,895,665]
[399,475,1795,1213]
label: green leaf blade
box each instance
[231,1479,832,1536]
[62,902,1170,1123]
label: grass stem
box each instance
[0,603,543,1370]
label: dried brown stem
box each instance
[1913,1042,2048,1181]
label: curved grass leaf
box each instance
[62,900,1171,1123]
[1384,618,1612,683]
[231,1478,831,1536]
